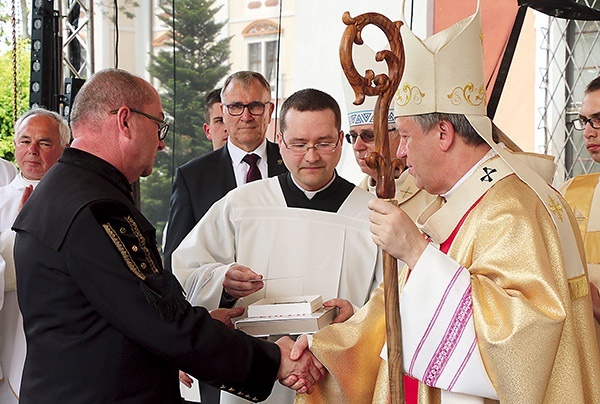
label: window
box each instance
[246,39,278,82]
[248,42,261,72]
[265,40,277,82]
[243,20,280,83]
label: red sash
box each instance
[440,195,484,254]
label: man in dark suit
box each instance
[165,71,288,404]
[164,71,287,274]
[11,68,324,404]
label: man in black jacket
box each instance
[12,68,323,404]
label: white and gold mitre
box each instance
[393,8,485,119]
[391,7,500,155]
[343,43,395,127]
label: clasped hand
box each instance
[276,335,326,394]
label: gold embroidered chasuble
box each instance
[297,156,600,404]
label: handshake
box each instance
[180,299,355,395]
[276,334,325,394]
[275,297,355,394]
[180,333,325,396]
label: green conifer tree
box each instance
[143,0,230,242]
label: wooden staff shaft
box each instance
[339,12,406,404]
[384,248,403,403]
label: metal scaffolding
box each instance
[60,0,94,79]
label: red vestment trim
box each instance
[440,195,485,254]
[404,375,419,404]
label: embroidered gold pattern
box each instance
[125,215,161,274]
[573,207,587,224]
[447,82,485,106]
[568,274,589,299]
[102,223,146,280]
[395,83,425,107]
[548,196,564,222]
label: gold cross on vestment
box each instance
[398,186,414,199]
[572,206,587,225]
[548,196,564,222]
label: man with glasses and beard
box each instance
[173,88,383,404]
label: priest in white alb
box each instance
[172,88,383,404]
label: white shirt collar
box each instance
[12,172,40,189]
[227,138,268,166]
[291,171,337,200]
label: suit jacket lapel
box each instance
[266,141,287,176]
[217,146,237,192]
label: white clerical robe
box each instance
[0,159,17,188]
[173,176,383,404]
[359,170,436,223]
[297,155,600,404]
[0,174,39,404]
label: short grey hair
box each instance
[69,68,156,128]
[14,107,71,146]
[408,113,485,146]
[220,71,271,102]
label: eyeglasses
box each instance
[345,127,397,144]
[345,131,374,144]
[571,116,600,131]
[281,135,340,156]
[111,108,172,140]
[224,102,270,116]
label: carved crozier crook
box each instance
[340,11,406,403]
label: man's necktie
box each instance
[243,153,262,183]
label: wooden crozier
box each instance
[339,12,406,404]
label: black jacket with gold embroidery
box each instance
[13,148,280,404]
